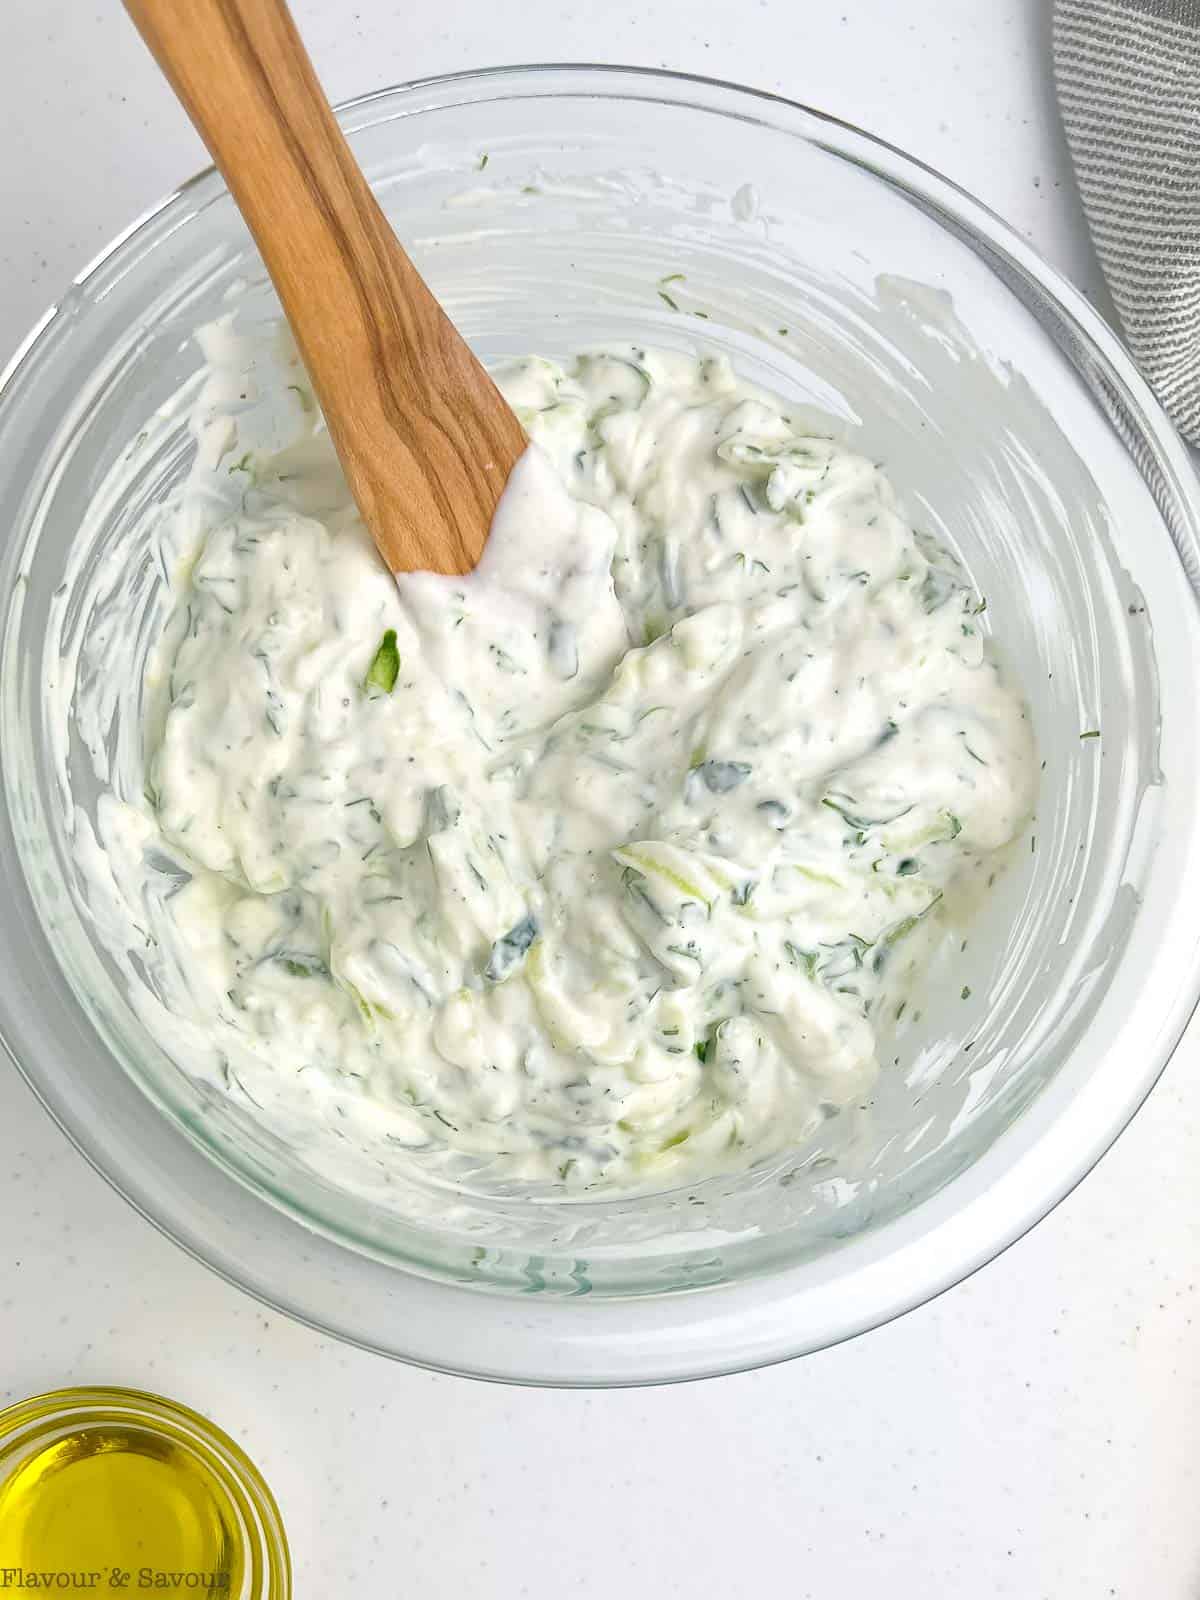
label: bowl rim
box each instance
[4,61,1200,1387]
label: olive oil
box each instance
[0,1389,288,1597]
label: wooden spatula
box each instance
[124,0,527,576]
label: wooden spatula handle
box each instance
[124,0,526,575]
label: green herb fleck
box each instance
[824,795,915,833]
[1080,729,1100,740]
[879,892,943,951]
[478,152,490,169]
[961,985,972,1000]
[365,628,400,695]
[694,1022,726,1063]
[784,942,820,980]
[658,290,680,312]
[281,957,324,978]
[484,915,538,983]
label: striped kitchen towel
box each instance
[1053,0,1200,442]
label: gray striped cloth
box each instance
[1054,0,1200,442]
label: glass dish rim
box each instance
[3,62,1200,1386]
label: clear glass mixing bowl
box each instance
[2,66,1200,1386]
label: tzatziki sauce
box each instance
[136,335,1035,1187]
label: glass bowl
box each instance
[2,66,1199,1386]
[0,1387,289,1597]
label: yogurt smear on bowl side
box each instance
[132,335,1036,1188]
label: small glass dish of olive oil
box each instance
[0,1387,289,1596]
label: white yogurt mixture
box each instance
[128,334,1035,1187]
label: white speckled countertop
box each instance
[2,2,1196,1594]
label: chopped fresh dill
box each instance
[484,916,538,983]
